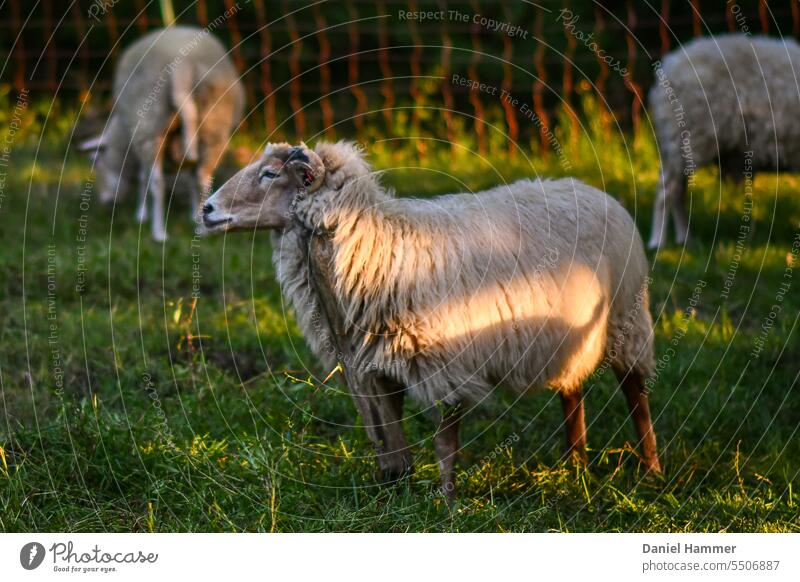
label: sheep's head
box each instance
[200,142,325,234]
[77,116,134,203]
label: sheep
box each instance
[200,141,662,495]
[78,26,245,241]
[648,34,800,249]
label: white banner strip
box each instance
[1,533,798,581]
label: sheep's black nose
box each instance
[202,203,213,216]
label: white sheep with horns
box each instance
[648,34,800,249]
[201,141,662,496]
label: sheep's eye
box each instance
[260,169,279,182]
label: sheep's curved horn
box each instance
[287,145,325,192]
[76,134,108,152]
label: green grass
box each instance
[1,99,799,532]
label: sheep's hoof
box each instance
[563,449,589,468]
[377,458,414,486]
[440,482,457,505]
[642,457,663,478]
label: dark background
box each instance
[3,0,798,144]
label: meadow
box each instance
[1,97,799,532]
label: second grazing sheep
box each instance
[79,26,245,241]
[649,34,800,249]
[201,142,662,495]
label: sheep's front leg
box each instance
[616,369,662,474]
[648,169,685,249]
[433,404,462,501]
[670,177,689,245]
[560,389,587,463]
[349,375,412,484]
[308,235,411,482]
[136,166,149,224]
[148,157,167,242]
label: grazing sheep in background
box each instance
[648,34,800,249]
[78,26,245,241]
[201,141,662,495]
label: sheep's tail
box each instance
[170,62,199,163]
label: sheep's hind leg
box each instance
[615,369,662,474]
[433,404,463,502]
[559,389,587,464]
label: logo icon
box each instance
[20,542,46,570]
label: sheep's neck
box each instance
[305,231,351,356]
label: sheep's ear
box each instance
[76,134,108,152]
[286,146,326,192]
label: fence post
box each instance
[659,0,670,54]
[624,0,644,137]
[593,4,612,138]
[438,0,457,152]
[501,1,519,157]
[312,5,335,140]
[377,0,395,137]
[72,1,90,98]
[691,0,701,37]
[408,0,425,156]
[283,0,306,138]
[253,0,276,136]
[759,0,769,34]
[159,0,176,26]
[134,0,150,34]
[793,0,800,38]
[347,0,368,141]
[532,4,550,157]
[222,0,251,129]
[561,0,578,146]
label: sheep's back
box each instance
[651,34,800,169]
[112,27,243,136]
[351,178,649,400]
